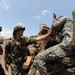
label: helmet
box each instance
[13,25,25,35]
[51,16,67,32]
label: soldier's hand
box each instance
[5,63,9,71]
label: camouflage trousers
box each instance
[32,45,73,75]
[10,63,25,75]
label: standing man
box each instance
[4,25,31,75]
[29,16,74,75]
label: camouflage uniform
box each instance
[5,26,30,75]
[31,16,74,75]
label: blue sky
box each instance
[0,0,75,38]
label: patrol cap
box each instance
[13,25,25,35]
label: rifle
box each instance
[53,13,57,19]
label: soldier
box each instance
[29,16,74,75]
[4,25,31,75]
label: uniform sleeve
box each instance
[5,40,11,52]
[58,19,73,50]
[5,41,12,64]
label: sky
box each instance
[0,0,75,38]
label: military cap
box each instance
[13,25,25,35]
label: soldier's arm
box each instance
[4,41,11,71]
[33,30,52,41]
[25,30,52,45]
[58,19,73,50]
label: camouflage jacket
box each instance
[51,16,73,51]
[5,36,30,64]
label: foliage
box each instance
[29,35,38,39]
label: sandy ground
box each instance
[0,44,11,75]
